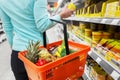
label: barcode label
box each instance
[111,19,120,25]
[101,19,107,23]
[110,70,120,80]
[96,57,102,64]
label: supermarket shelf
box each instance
[0,33,6,43]
[0,21,2,24]
[63,16,120,26]
[82,65,92,80]
[0,29,3,32]
[68,32,120,80]
[89,49,120,80]
[68,31,88,45]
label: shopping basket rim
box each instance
[18,40,90,72]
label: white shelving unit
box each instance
[64,17,120,26]
[0,28,3,32]
[82,65,92,80]
[0,21,6,43]
[67,31,120,80]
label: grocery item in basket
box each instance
[25,41,59,66]
[38,48,58,63]
[35,59,47,66]
[54,40,76,57]
[18,40,90,80]
[25,41,41,63]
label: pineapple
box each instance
[25,41,41,63]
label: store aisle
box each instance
[0,41,15,80]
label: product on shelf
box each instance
[102,32,110,39]
[85,29,92,43]
[95,38,120,69]
[106,75,114,80]
[90,23,98,31]
[114,32,120,39]
[105,51,115,61]
[79,22,89,34]
[85,29,92,37]
[105,1,120,18]
[110,43,120,53]
[90,66,107,80]
[92,31,102,43]
[86,57,114,80]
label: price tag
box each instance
[105,19,113,24]
[111,19,120,25]
[96,57,102,64]
[88,51,92,55]
[110,70,120,80]
[85,18,89,21]
[100,19,107,23]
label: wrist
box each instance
[59,13,64,19]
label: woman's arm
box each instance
[0,8,13,47]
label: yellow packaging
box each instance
[92,31,102,43]
[91,66,107,80]
[114,32,120,39]
[105,51,115,61]
[102,32,111,39]
[85,29,92,37]
[98,38,108,46]
[110,43,120,53]
[79,22,88,34]
[67,2,76,10]
[105,1,119,18]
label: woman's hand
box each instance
[59,6,74,19]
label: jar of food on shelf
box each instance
[102,32,111,39]
[92,31,102,46]
[79,22,90,34]
[90,23,98,31]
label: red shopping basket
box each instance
[18,20,90,80]
[19,41,90,80]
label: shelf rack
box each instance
[0,21,6,43]
[67,31,120,80]
[64,16,120,26]
[82,65,92,80]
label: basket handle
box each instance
[43,19,70,55]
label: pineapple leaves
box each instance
[25,40,41,63]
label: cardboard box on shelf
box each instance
[105,1,119,18]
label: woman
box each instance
[0,0,74,80]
